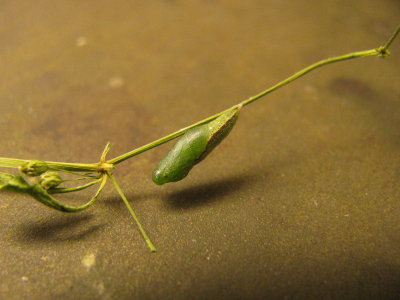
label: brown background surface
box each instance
[1,1,400,299]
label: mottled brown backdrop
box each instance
[0,1,399,299]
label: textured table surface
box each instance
[1,1,399,299]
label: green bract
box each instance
[0,171,106,212]
[20,160,48,176]
[39,171,63,190]
[152,106,241,185]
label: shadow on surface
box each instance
[15,214,106,244]
[164,173,257,210]
[102,165,269,211]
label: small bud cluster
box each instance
[20,160,48,176]
[19,160,63,190]
[39,171,63,190]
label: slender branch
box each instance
[0,158,28,168]
[46,161,102,172]
[107,171,156,252]
[34,174,108,212]
[240,49,377,107]
[54,169,100,179]
[384,25,400,49]
[0,157,100,173]
[109,25,399,165]
[107,109,232,165]
[61,177,99,182]
[108,49,378,165]
[1,25,399,172]
[49,178,102,194]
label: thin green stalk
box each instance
[0,157,100,173]
[53,169,100,179]
[109,25,399,165]
[33,174,108,212]
[0,158,29,168]
[61,177,99,182]
[55,174,108,212]
[100,142,111,162]
[239,49,378,107]
[2,26,398,171]
[384,25,400,49]
[107,171,156,252]
[49,178,102,194]
[46,161,103,172]
[107,111,225,165]
[108,49,379,165]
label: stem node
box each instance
[376,46,390,58]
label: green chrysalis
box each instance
[152,106,241,185]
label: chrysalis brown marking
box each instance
[152,106,241,185]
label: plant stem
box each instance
[0,157,100,173]
[239,49,378,107]
[110,24,399,165]
[107,171,157,252]
[49,178,102,194]
[1,25,399,171]
[384,25,400,49]
[0,49,387,170]
[108,49,379,165]
[107,111,227,165]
